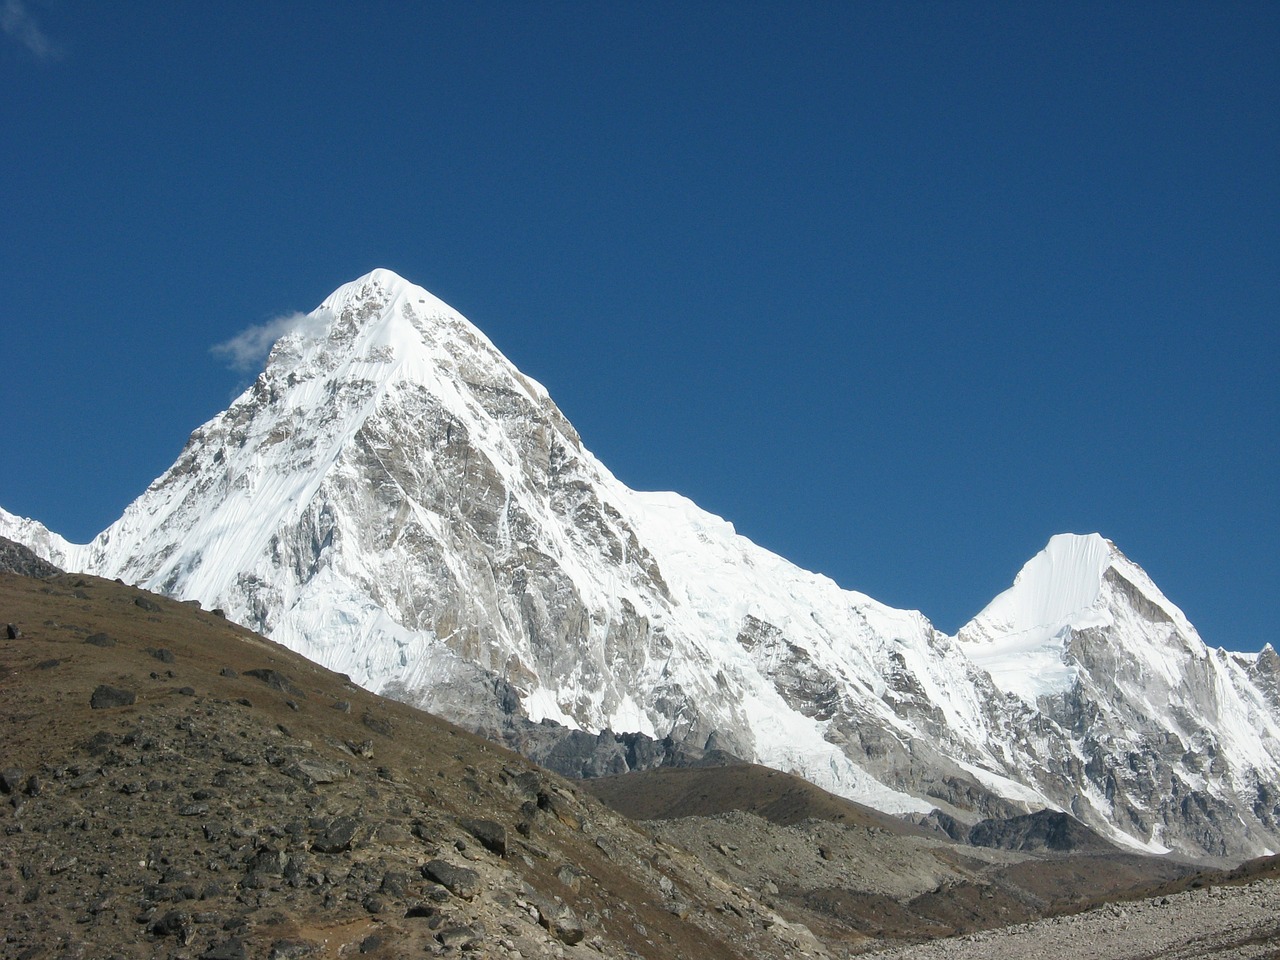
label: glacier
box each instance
[3,267,1277,862]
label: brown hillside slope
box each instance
[0,571,826,960]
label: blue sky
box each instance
[2,2,1276,650]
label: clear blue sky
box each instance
[2,3,1276,651]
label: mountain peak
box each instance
[971,532,1115,637]
[312,269,457,337]
[954,532,1118,704]
[320,267,416,310]
[258,269,482,387]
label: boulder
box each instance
[90,685,136,709]
[0,767,25,795]
[243,668,305,697]
[312,816,359,853]
[422,859,481,901]
[537,900,585,945]
[460,817,507,857]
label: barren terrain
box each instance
[2,550,1276,959]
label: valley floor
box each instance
[863,878,1280,960]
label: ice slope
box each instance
[957,533,1115,702]
[3,268,1278,860]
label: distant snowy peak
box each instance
[266,268,538,391]
[77,267,577,599]
[962,533,1114,639]
[956,532,1203,704]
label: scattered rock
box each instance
[149,908,193,942]
[147,647,177,663]
[312,816,359,853]
[557,865,583,891]
[422,859,481,900]
[135,596,160,612]
[83,730,115,755]
[538,900,586,945]
[49,853,77,873]
[84,632,116,647]
[243,668,305,697]
[361,711,393,737]
[245,846,288,884]
[436,924,483,949]
[219,667,238,678]
[90,684,136,709]
[268,940,316,959]
[460,817,507,857]
[284,757,351,785]
[69,769,101,789]
[202,937,248,960]
[0,767,25,794]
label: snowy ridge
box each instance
[4,269,1279,862]
[0,507,80,570]
[957,533,1117,703]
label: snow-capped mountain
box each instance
[4,269,1277,861]
[958,534,1280,858]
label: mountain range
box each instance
[4,268,1276,863]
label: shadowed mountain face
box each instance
[2,269,1278,862]
[966,809,1117,853]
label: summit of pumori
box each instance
[3,272,1277,862]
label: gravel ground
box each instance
[863,879,1280,960]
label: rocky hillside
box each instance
[4,564,1276,960]
[0,569,828,960]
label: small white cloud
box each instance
[2,0,61,60]
[212,310,328,372]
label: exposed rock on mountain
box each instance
[966,809,1114,854]
[2,269,1276,862]
[0,535,60,579]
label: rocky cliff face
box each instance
[2,269,1277,862]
